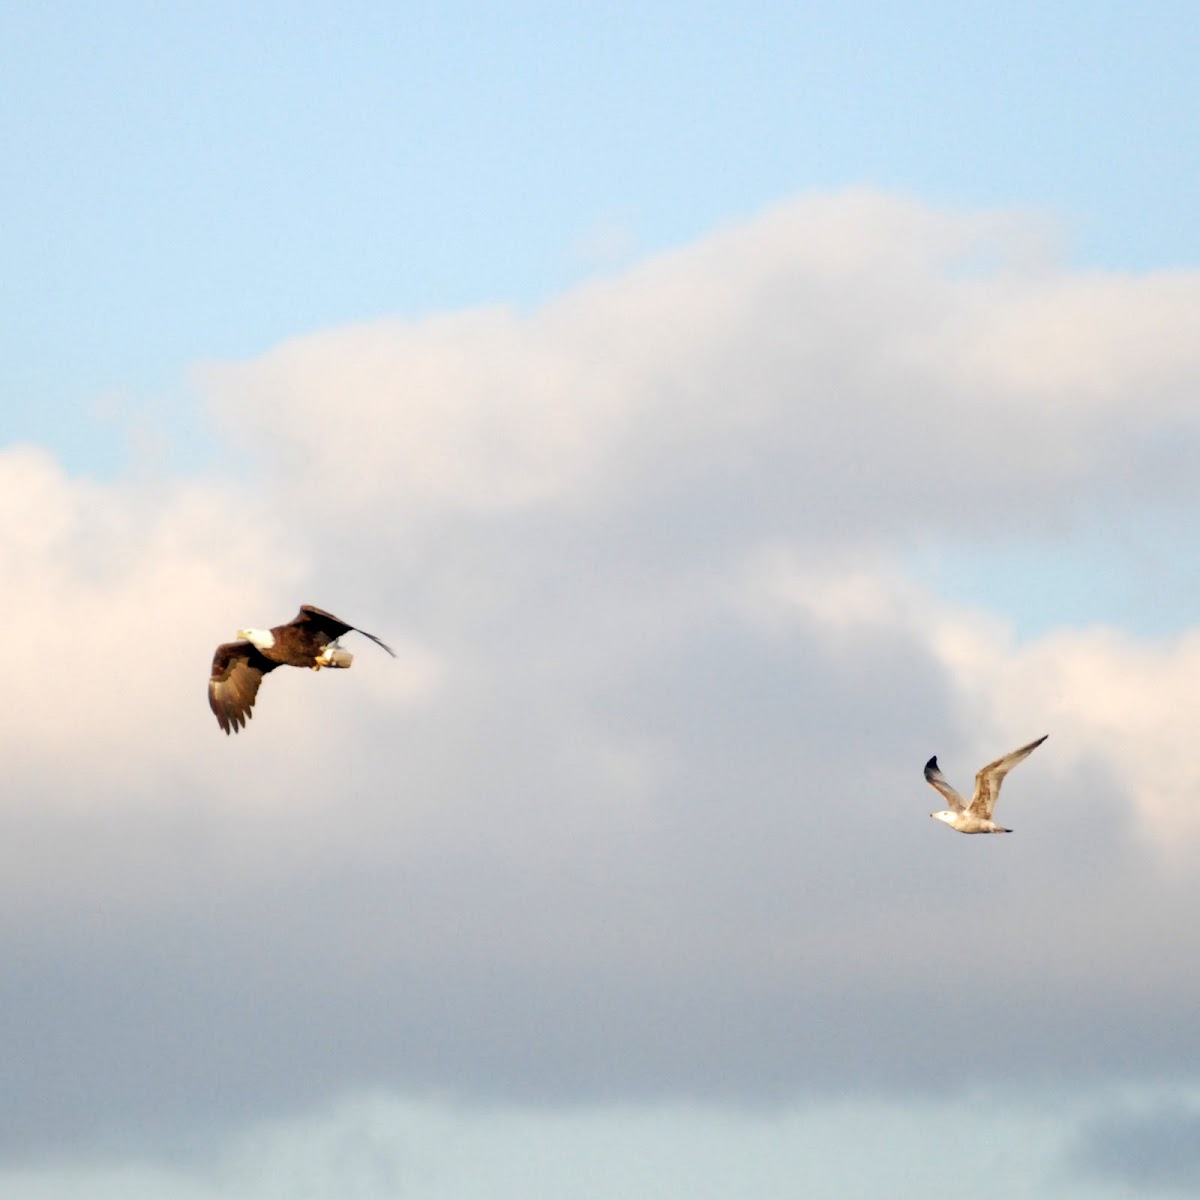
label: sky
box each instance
[3,3,1200,1197]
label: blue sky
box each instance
[4,5,1200,1199]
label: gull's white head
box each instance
[237,627,276,650]
[930,811,958,826]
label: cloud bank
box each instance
[4,191,1200,1162]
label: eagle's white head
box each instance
[237,627,276,650]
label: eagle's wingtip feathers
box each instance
[356,627,397,657]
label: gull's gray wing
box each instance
[924,756,966,811]
[968,735,1048,818]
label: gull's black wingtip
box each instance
[924,755,939,775]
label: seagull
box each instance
[924,735,1047,834]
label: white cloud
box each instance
[0,447,287,786]
[925,611,1200,855]
[197,191,1200,542]
[5,192,1200,1163]
[740,545,1200,851]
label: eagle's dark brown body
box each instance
[208,605,395,734]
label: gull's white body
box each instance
[924,735,1047,834]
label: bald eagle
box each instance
[209,604,396,734]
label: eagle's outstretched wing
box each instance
[209,641,279,734]
[291,605,396,657]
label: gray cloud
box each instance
[1069,1099,1200,1194]
[2,592,1196,1163]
